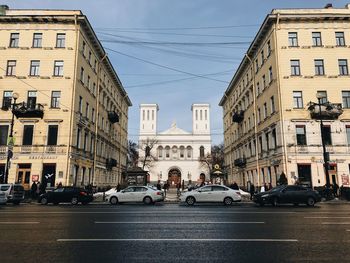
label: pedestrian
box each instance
[30,182,37,199]
[177,182,181,197]
[163,182,168,197]
[181,180,185,191]
[333,183,339,197]
[36,181,41,196]
[156,181,161,191]
[231,181,239,190]
[260,184,265,193]
[39,182,46,195]
[116,183,121,192]
[249,184,255,200]
[57,182,63,188]
[340,184,344,199]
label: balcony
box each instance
[307,103,343,120]
[232,110,244,123]
[234,157,246,168]
[108,111,119,123]
[13,102,44,118]
[106,158,117,170]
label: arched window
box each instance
[186,146,192,158]
[172,146,178,159]
[200,110,202,120]
[199,146,205,158]
[158,146,163,158]
[165,146,170,158]
[180,146,185,158]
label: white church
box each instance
[138,103,212,186]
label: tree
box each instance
[198,142,225,174]
[139,137,158,170]
[127,140,139,168]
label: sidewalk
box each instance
[164,188,180,203]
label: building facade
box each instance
[138,104,211,186]
[220,4,350,189]
[0,6,132,189]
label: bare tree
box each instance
[139,137,158,170]
[198,143,225,173]
[127,140,139,168]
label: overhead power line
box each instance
[101,39,251,46]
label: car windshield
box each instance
[0,185,10,191]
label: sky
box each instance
[3,0,350,144]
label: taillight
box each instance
[80,191,87,196]
[236,192,241,196]
[156,191,162,195]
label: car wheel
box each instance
[224,197,233,205]
[40,197,48,205]
[53,202,59,205]
[110,196,118,205]
[306,197,315,207]
[186,196,195,206]
[258,202,265,207]
[272,197,279,207]
[71,197,79,205]
[143,196,152,205]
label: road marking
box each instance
[0,222,39,224]
[305,217,350,219]
[57,238,298,242]
[94,221,265,224]
[322,222,350,225]
[0,211,296,214]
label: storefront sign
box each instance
[341,174,349,186]
[29,155,58,159]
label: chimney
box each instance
[0,5,9,15]
[324,3,333,8]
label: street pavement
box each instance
[0,202,349,263]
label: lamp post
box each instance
[4,92,19,184]
[315,92,331,189]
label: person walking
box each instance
[116,183,121,192]
[249,184,255,200]
[176,182,181,197]
[31,182,37,199]
[333,183,339,198]
[156,181,161,191]
[163,182,168,198]
[231,181,239,190]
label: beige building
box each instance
[220,4,350,189]
[0,6,132,189]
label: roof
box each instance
[159,122,190,135]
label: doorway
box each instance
[168,168,181,187]
[17,164,31,190]
[42,164,56,188]
[297,164,312,187]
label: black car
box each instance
[253,185,321,207]
[39,187,93,205]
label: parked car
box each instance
[106,186,164,205]
[38,186,93,205]
[0,191,7,205]
[180,185,242,205]
[253,185,321,207]
[0,184,25,205]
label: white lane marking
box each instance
[94,221,265,224]
[322,222,350,225]
[305,217,350,219]
[0,222,39,224]
[57,238,298,242]
[0,211,296,214]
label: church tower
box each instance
[139,104,158,135]
[192,103,210,134]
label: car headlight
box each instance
[261,194,269,198]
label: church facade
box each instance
[138,103,211,186]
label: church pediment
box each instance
[159,121,190,135]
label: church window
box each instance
[199,146,205,158]
[180,146,185,158]
[200,110,202,120]
[186,146,192,158]
[195,110,198,120]
[142,110,145,121]
[152,110,154,120]
[165,146,170,158]
[147,110,150,120]
[158,146,163,158]
[205,110,207,120]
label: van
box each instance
[0,184,25,205]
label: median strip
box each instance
[57,238,298,242]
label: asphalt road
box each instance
[0,202,349,263]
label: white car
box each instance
[180,185,241,205]
[106,186,164,205]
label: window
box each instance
[92,83,96,95]
[322,126,332,145]
[180,146,184,158]
[56,33,65,48]
[53,60,64,76]
[83,132,88,151]
[296,125,307,145]
[293,91,303,108]
[257,108,261,123]
[79,96,83,114]
[212,186,228,191]
[256,82,260,96]
[76,128,81,148]
[22,125,34,145]
[270,96,275,113]
[288,32,298,47]
[260,50,264,65]
[312,32,322,46]
[265,132,270,150]
[291,60,300,76]
[6,60,16,76]
[272,128,277,149]
[199,146,205,158]
[342,91,350,108]
[269,66,273,82]
[0,125,9,145]
[165,147,170,158]
[88,51,92,64]
[200,110,202,120]
[262,75,266,88]
[267,40,271,57]
[255,59,259,72]
[158,147,163,158]
[187,146,192,158]
[32,33,42,48]
[27,91,37,109]
[259,136,263,153]
[346,126,350,145]
[339,59,348,75]
[51,91,61,108]
[87,75,90,90]
[47,125,58,146]
[82,41,86,57]
[2,91,12,109]
[314,59,325,75]
[335,32,345,46]
[85,102,89,118]
[317,91,327,104]
[90,136,95,153]
[263,103,267,119]
[29,60,40,76]
[80,67,85,83]
[9,33,19,47]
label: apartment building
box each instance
[220,4,350,189]
[0,6,132,189]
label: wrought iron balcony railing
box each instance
[12,102,44,118]
[232,110,244,123]
[234,157,246,168]
[307,102,343,120]
[108,111,119,123]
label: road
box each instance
[0,202,349,263]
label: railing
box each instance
[308,103,343,120]
[13,102,44,118]
[108,111,119,123]
[232,110,244,123]
[234,157,246,167]
[0,145,67,155]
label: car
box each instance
[0,184,25,205]
[38,186,93,205]
[253,185,322,207]
[0,191,6,205]
[106,186,164,205]
[180,184,242,205]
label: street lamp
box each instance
[4,92,19,184]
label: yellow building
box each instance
[0,6,132,189]
[220,4,350,189]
